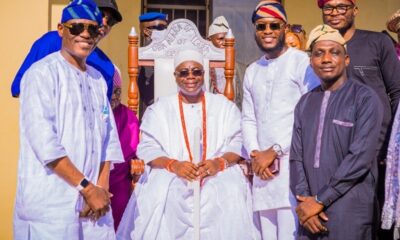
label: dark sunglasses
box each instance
[175,68,204,78]
[63,23,100,38]
[288,24,304,33]
[147,24,167,31]
[255,22,283,31]
[322,4,354,15]
[104,15,118,27]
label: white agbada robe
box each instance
[242,47,319,211]
[117,92,260,240]
[14,52,124,240]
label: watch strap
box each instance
[75,177,90,191]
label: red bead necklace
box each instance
[178,92,207,163]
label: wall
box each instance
[0,0,140,239]
[0,1,48,238]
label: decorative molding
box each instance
[139,19,225,61]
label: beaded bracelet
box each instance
[215,157,228,171]
[166,159,178,173]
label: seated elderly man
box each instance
[117,49,260,240]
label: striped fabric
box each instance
[113,65,122,88]
[61,0,103,25]
[252,2,287,23]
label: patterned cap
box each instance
[306,24,346,51]
[208,16,230,37]
[387,9,400,33]
[61,0,103,25]
[139,12,168,22]
[252,1,287,23]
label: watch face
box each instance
[81,178,90,188]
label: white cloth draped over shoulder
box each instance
[117,92,260,240]
[14,52,124,240]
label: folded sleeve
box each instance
[20,66,67,165]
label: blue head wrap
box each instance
[61,0,103,25]
[139,12,168,22]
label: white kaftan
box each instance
[242,47,318,211]
[117,92,260,240]
[14,52,124,240]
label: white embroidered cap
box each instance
[208,16,230,37]
[174,49,204,68]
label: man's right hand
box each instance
[250,149,277,179]
[302,213,329,234]
[79,183,111,220]
[171,161,199,181]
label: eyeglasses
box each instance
[63,23,100,38]
[147,24,167,31]
[322,4,354,15]
[175,68,204,78]
[255,22,284,31]
[288,24,305,34]
[104,15,118,27]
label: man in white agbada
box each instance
[117,49,260,240]
[242,1,319,240]
[13,0,123,239]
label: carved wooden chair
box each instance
[127,18,236,114]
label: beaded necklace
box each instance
[178,92,207,162]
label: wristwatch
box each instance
[272,144,283,157]
[75,177,90,191]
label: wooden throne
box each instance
[127,18,235,114]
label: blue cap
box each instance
[139,12,168,22]
[61,0,103,26]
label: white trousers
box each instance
[13,210,115,240]
[258,207,297,240]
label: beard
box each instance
[338,18,354,36]
[255,32,286,54]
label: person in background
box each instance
[109,66,141,230]
[137,12,168,119]
[285,24,307,50]
[139,12,168,46]
[242,2,320,239]
[382,9,400,238]
[318,2,400,237]
[386,9,400,60]
[13,1,124,239]
[208,15,243,109]
[290,24,383,240]
[10,0,123,101]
